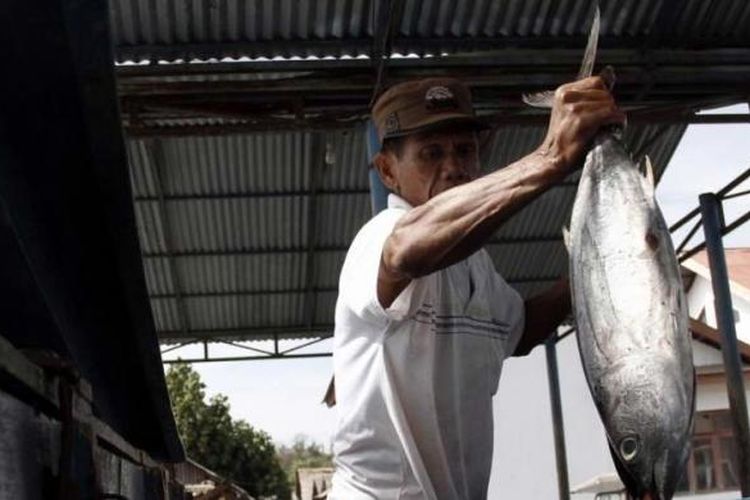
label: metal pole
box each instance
[699,192,750,496]
[545,337,570,500]
[366,120,389,214]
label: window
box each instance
[676,410,740,494]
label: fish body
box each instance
[522,6,696,497]
[567,133,695,500]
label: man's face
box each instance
[377,130,480,206]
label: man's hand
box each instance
[538,76,626,172]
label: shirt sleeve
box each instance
[506,292,525,356]
[338,208,426,325]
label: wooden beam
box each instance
[697,370,750,385]
[690,317,750,364]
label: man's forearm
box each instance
[376,76,624,308]
[382,149,566,279]
[513,279,572,356]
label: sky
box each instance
[161,104,750,449]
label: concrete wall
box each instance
[488,334,748,499]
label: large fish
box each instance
[525,8,695,500]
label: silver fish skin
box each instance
[567,133,695,500]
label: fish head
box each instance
[603,356,693,500]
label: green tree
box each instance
[277,435,334,488]
[165,363,290,499]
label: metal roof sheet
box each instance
[127,121,686,344]
[112,0,750,63]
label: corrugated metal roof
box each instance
[127,120,686,344]
[112,0,750,63]
[110,0,722,346]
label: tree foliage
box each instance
[277,435,334,487]
[165,363,290,499]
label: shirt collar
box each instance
[387,193,414,210]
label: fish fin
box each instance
[577,4,601,80]
[562,226,571,252]
[521,90,554,108]
[644,155,655,187]
[522,4,600,109]
[639,155,656,198]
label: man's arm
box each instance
[513,279,572,357]
[378,76,625,308]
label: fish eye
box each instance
[620,436,639,462]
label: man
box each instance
[330,77,624,499]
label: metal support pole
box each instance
[699,193,750,497]
[545,337,570,500]
[366,120,389,214]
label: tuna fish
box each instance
[567,140,695,500]
[525,7,695,500]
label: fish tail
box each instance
[521,4,601,108]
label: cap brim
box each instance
[382,114,490,141]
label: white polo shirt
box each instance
[330,194,525,500]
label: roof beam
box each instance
[140,235,565,259]
[148,274,564,301]
[161,352,333,363]
[119,66,750,98]
[131,182,577,204]
[123,106,750,138]
[153,275,561,342]
[303,136,323,330]
[157,324,334,343]
[147,139,192,337]
[114,38,750,65]
[150,286,339,300]
[116,48,750,81]
[133,188,369,202]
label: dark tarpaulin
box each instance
[0,0,183,460]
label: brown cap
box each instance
[372,77,487,142]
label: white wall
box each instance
[489,335,612,500]
[687,276,713,319]
[687,275,750,344]
[489,335,750,500]
[692,342,725,368]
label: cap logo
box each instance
[425,85,457,110]
[384,112,400,134]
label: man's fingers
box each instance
[574,105,626,133]
[557,75,609,94]
[562,100,624,123]
[558,89,616,104]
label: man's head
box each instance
[371,78,487,206]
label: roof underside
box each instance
[112,0,750,345]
